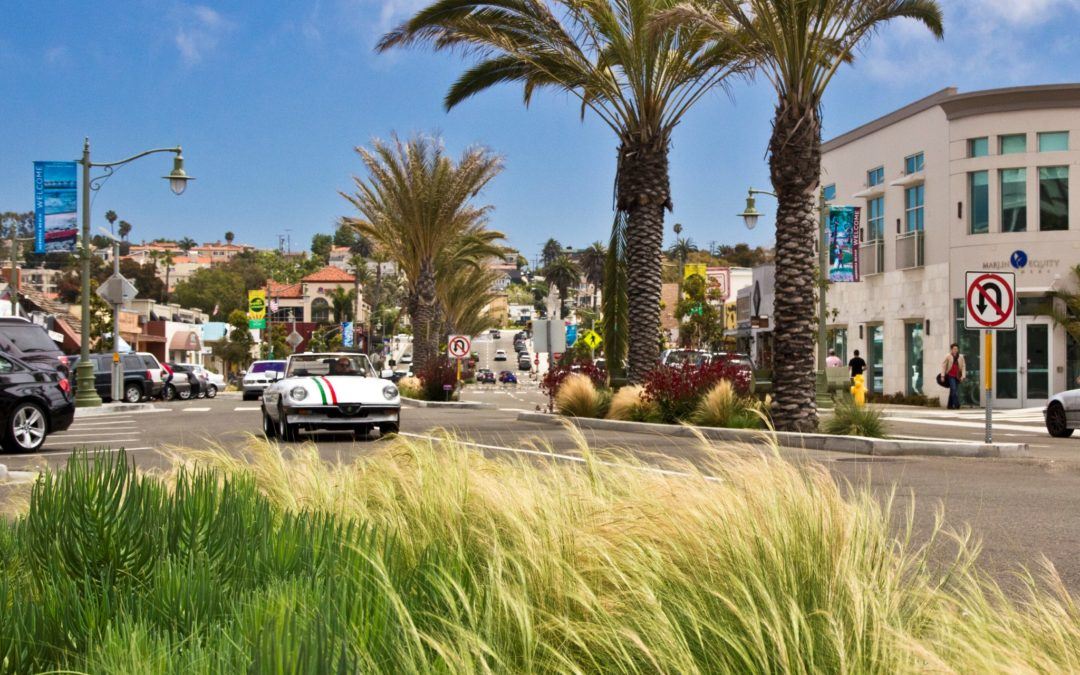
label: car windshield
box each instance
[287,354,374,378]
[4,324,59,353]
[251,362,285,374]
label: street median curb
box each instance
[516,412,1030,458]
[74,403,162,418]
[401,397,494,410]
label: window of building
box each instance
[1038,131,1069,152]
[953,299,981,406]
[905,322,924,396]
[868,197,885,240]
[868,325,884,394]
[905,185,924,231]
[969,171,989,234]
[310,298,331,324]
[1040,166,1069,231]
[830,328,848,363]
[904,152,924,174]
[823,184,836,201]
[968,137,989,157]
[867,166,884,187]
[1000,169,1027,232]
[999,134,1026,155]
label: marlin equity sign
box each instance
[979,250,1060,274]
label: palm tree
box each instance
[578,241,606,309]
[225,231,235,245]
[541,239,563,268]
[105,210,118,236]
[340,134,504,371]
[161,250,175,303]
[117,220,132,241]
[347,253,372,343]
[379,0,747,382]
[667,0,943,431]
[328,287,357,323]
[178,237,197,254]
[544,255,580,319]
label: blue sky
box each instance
[1,0,1078,261]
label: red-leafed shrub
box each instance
[541,360,607,399]
[417,359,460,401]
[643,360,752,424]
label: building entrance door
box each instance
[993,317,1052,409]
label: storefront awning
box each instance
[168,330,202,352]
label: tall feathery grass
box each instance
[825,395,889,438]
[554,373,609,418]
[396,375,423,399]
[0,436,1077,672]
[606,384,657,422]
[693,380,764,429]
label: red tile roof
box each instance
[267,280,303,298]
[301,266,355,283]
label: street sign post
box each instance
[580,329,602,350]
[248,290,267,330]
[965,271,1017,443]
[447,335,471,359]
[286,330,304,349]
[95,274,138,305]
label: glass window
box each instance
[823,184,836,201]
[1069,333,1080,393]
[996,329,1018,399]
[868,325,884,394]
[867,167,884,187]
[905,185,924,232]
[999,134,1026,155]
[904,153,924,174]
[1038,132,1069,152]
[868,197,885,240]
[968,137,989,157]
[954,300,981,406]
[1040,166,1069,231]
[1000,169,1027,232]
[969,171,989,234]
[905,322,924,396]
[830,328,848,363]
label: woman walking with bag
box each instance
[940,344,966,410]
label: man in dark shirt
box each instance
[848,349,867,379]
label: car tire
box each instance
[205,385,217,398]
[3,402,48,453]
[163,384,177,401]
[379,422,399,437]
[242,391,253,401]
[278,404,298,442]
[124,384,142,404]
[178,387,192,401]
[1046,401,1074,438]
[262,408,277,439]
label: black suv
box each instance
[69,353,159,403]
[0,349,74,452]
[0,318,69,376]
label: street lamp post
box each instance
[75,138,193,407]
[738,187,833,409]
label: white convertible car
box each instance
[1045,391,1080,438]
[261,352,400,441]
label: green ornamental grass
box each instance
[825,395,889,438]
[0,436,1077,673]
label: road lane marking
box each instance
[183,407,211,412]
[50,432,141,438]
[66,418,136,426]
[883,416,1046,434]
[34,446,154,457]
[234,406,261,411]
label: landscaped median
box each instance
[517,412,1030,458]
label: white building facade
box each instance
[822,84,1079,407]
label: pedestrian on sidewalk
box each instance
[941,343,966,410]
[826,349,842,368]
[848,349,866,380]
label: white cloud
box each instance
[172,4,236,65]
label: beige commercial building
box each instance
[821,84,1078,408]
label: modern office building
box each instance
[821,84,1078,407]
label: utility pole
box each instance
[111,237,123,401]
[8,223,17,316]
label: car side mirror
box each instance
[381,369,394,379]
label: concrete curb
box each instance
[74,402,162,418]
[517,412,1030,458]
[401,397,494,409]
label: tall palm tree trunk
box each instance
[617,136,671,383]
[411,260,439,371]
[769,103,822,432]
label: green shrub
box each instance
[825,396,889,438]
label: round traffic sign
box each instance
[249,296,266,313]
[448,335,471,358]
[966,273,1015,328]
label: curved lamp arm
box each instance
[91,146,183,169]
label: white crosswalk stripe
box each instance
[234,406,261,411]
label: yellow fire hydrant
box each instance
[850,374,867,407]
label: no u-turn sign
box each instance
[965,271,1016,330]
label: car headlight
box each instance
[290,386,308,401]
[383,385,398,400]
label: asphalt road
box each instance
[7,391,1080,595]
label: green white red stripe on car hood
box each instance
[310,377,338,404]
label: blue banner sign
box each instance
[566,324,577,346]
[33,161,78,254]
[342,322,354,347]
[827,206,860,283]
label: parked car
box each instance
[135,352,166,398]
[490,329,501,339]
[68,353,157,403]
[0,350,74,452]
[1046,390,1080,438]
[161,362,195,401]
[0,318,69,376]
[399,353,413,365]
[261,352,400,441]
[518,354,532,371]
[494,349,508,362]
[191,364,226,392]
[477,369,496,384]
[242,360,287,400]
[169,363,217,399]
[498,370,518,384]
